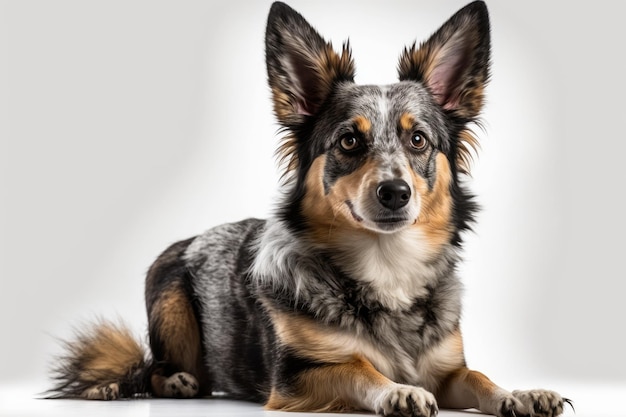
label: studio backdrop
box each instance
[1,0,625,389]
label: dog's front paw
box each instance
[376,384,438,417]
[498,389,570,417]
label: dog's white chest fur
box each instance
[332,228,444,311]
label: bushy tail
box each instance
[46,320,152,400]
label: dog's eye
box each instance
[410,131,428,151]
[339,134,360,152]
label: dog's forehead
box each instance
[337,82,435,120]
[330,82,447,149]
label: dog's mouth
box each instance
[374,216,412,232]
[346,200,413,233]
[375,216,408,223]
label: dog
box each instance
[47,2,571,416]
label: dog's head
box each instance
[266,1,490,251]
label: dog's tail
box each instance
[46,320,152,400]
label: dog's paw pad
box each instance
[82,382,119,400]
[377,384,438,417]
[162,372,199,398]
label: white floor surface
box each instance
[0,382,623,417]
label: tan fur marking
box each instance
[276,131,299,181]
[313,42,355,107]
[151,286,201,373]
[301,155,379,243]
[300,156,340,241]
[399,112,416,131]
[417,329,466,392]
[400,43,436,86]
[271,310,357,364]
[271,85,295,124]
[457,128,480,174]
[266,355,391,413]
[436,367,499,410]
[412,152,454,253]
[463,370,498,399]
[353,115,372,134]
[268,308,414,384]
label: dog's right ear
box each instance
[397,1,490,121]
[265,2,355,127]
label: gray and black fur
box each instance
[47,3,571,417]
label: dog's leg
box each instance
[145,239,209,398]
[266,355,438,417]
[147,283,203,398]
[437,367,567,417]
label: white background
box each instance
[1,0,625,407]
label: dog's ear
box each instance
[265,2,355,127]
[398,1,490,120]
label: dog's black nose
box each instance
[376,180,411,210]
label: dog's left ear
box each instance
[265,2,355,127]
[398,1,490,120]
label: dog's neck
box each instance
[324,227,458,311]
[252,218,458,312]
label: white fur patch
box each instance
[331,227,449,311]
[253,218,457,312]
[377,86,389,125]
[250,218,309,298]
